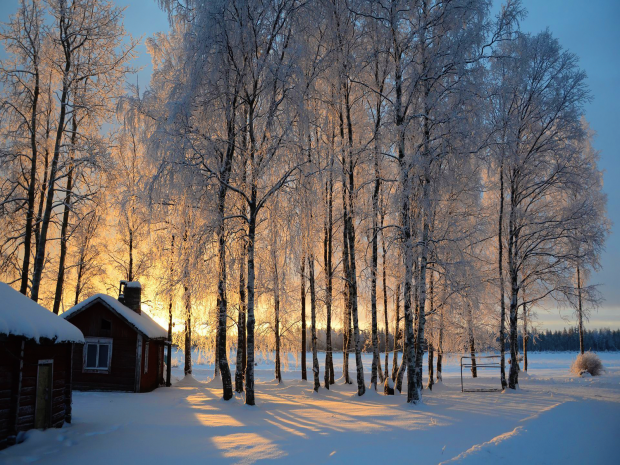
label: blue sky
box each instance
[514,0,620,329]
[1,0,618,330]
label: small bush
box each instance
[570,352,605,377]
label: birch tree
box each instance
[0,0,45,294]
[30,0,136,302]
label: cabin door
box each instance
[35,361,53,429]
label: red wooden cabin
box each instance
[62,281,168,393]
[0,282,84,449]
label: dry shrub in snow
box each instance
[570,352,605,376]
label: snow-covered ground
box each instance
[3,351,619,464]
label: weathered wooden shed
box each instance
[62,281,168,393]
[0,282,85,450]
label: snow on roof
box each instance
[62,293,168,340]
[0,282,85,344]
[124,281,142,289]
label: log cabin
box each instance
[62,281,169,393]
[0,282,85,449]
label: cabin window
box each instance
[144,342,149,374]
[101,318,111,331]
[83,337,113,372]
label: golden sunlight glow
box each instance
[196,414,244,428]
[211,433,287,463]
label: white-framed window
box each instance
[144,342,149,374]
[83,337,113,373]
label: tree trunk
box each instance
[184,284,192,376]
[323,158,334,388]
[340,112,352,386]
[427,272,434,390]
[19,56,40,296]
[53,115,77,314]
[427,343,434,391]
[437,295,443,382]
[309,255,320,392]
[523,303,528,372]
[166,305,172,385]
[412,96,431,402]
[370,206,380,388]
[34,140,49,256]
[469,334,478,378]
[217,93,235,400]
[577,266,584,355]
[508,284,519,389]
[236,111,248,393]
[395,341,408,393]
[345,110,365,397]
[370,104,381,389]
[30,70,71,302]
[217,221,233,399]
[74,255,84,307]
[393,36,418,402]
[214,307,220,375]
[166,235,174,387]
[235,240,246,392]
[410,7,433,401]
[340,83,365,396]
[51,159,73,314]
[414,266,423,390]
[468,302,478,378]
[508,178,520,389]
[382,213,389,382]
[244,96,262,404]
[274,256,281,383]
[128,229,133,281]
[300,254,307,381]
[392,283,400,381]
[498,160,507,389]
[245,203,257,405]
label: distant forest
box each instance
[322,327,620,353]
[185,327,620,355]
[521,327,620,352]
[325,327,620,353]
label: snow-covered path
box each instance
[2,352,619,464]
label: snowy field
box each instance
[2,351,620,464]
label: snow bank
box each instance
[443,401,620,464]
[62,294,167,339]
[0,282,84,344]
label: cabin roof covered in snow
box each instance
[0,282,85,344]
[62,294,167,340]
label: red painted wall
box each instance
[66,302,137,392]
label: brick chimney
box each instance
[118,280,142,314]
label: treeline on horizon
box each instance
[181,326,620,356]
[522,327,620,353]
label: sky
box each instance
[513,0,620,330]
[0,0,618,331]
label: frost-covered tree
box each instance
[0,0,46,294]
[489,30,595,389]
[29,0,137,302]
